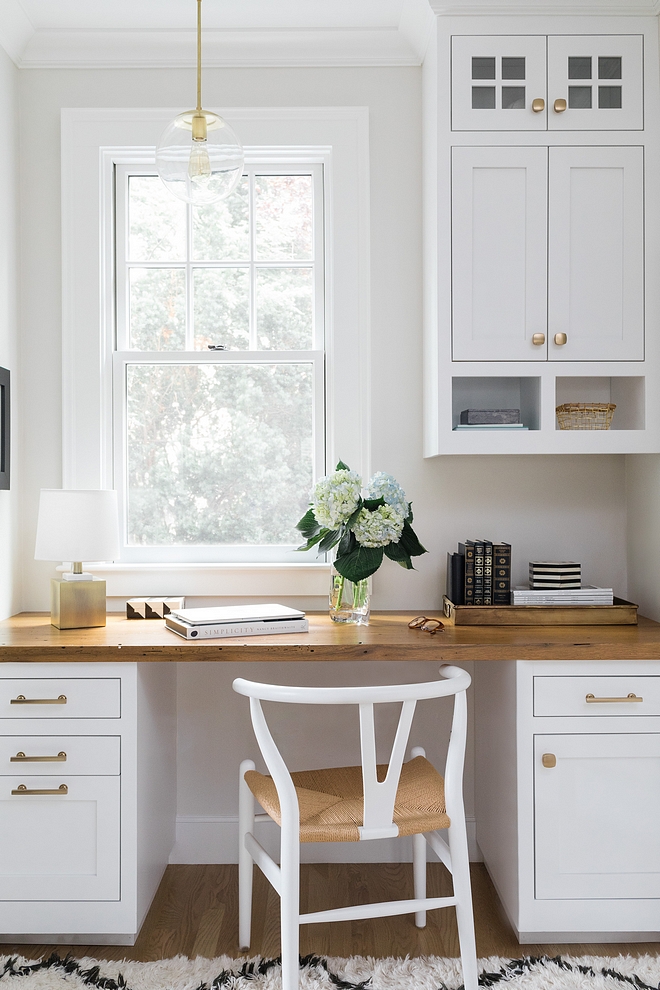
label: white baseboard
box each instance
[170,816,482,864]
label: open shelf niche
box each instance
[555,377,645,431]
[452,377,541,430]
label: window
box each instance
[113,163,325,562]
[61,108,368,594]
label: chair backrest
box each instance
[233,664,471,840]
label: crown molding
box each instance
[16,27,422,69]
[428,0,660,12]
[0,0,35,66]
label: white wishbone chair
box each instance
[233,664,478,990]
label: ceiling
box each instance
[1,0,658,68]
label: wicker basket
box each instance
[556,402,616,430]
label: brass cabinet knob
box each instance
[554,332,567,345]
[554,98,567,113]
[532,333,546,345]
[542,754,556,768]
[532,98,545,113]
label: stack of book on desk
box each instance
[447,539,511,606]
[512,586,614,606]
[165,604,308,639]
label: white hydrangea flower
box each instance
[365,472,409,519]
[312,470,362,528]
[351,504,405,548]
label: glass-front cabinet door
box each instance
[547,36,643,130]
[452,36,547,130]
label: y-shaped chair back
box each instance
[233,665,477,990]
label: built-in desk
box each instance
[1,611,660,662]
[1,612,660,946]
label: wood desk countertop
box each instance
[1,611,660,663]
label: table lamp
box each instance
[34,489,120,629]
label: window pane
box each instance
[192,177,250,261]
[502,57,525,79]
[128,176,186,262]
[472,57,495,79]
[193,268,250,350]
[568,56,592,79]
[129,269,186,350]
[568,86,592,109]
[472,87,496,109]
[598,86,622,109]
[502,86,525,109]
[256,268,313,350]
[255,175,313,260]
[126,363,314,546]
[599,56,622,79]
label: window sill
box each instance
[56,562,331,599]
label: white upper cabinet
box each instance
[452,145,644,363]
[548,145,644,361]
[452,147,548,361]
[452,34,643,131]
[547,36,643,131]
[452,36,548,131]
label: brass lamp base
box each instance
[50,578,107,629]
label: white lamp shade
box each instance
[34,489,120,563]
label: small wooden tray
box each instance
[442,595,638,626]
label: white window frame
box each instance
[113,160,326,563]
[61,108,370,597]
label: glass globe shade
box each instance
[156,110,244,206]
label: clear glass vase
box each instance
[329,567,370,625]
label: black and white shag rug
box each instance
[2,953,660,990]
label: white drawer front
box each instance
[0,736,119,775]
[534,675,660,716]
[0,679,120,718]
[0,775,120,900]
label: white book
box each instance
[169,603,305,626]
[166,614,309,640]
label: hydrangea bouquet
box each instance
[296,461,427,584]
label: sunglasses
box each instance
[408,615,444,634]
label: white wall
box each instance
[17,65,629,861]
[0,46,20,621]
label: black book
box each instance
[493,541,512,605]
[446,552,465,606]
[482,538,493,606]
[458,541,475,603]
[472,538,485,605]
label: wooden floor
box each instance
[2,864,658,962]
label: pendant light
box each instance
[156,0,244,205]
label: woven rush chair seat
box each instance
[244,754,450,842]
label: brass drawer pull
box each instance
[585,692,643,703]
[10,751,67,763]
[532,98,545,113]
[10,695,67,705]
[542,753,556,768]
[11,784,68,796]
[554,98,567,113]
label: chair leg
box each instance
[447,817,478,990]
[413,833,427,927]
[238,759,256,951]
[279,822,301,990]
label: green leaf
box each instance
[334,545,384,582]
[318,528,342,553]
[296,508,320,539]
[295,530,326,553]
[406,502,413,524]
[362,497,386,511]
[338,527,357,557]
[345,500,364,531]
[384,541,413,569]
[399,521,428,557]
[336,460,350,471]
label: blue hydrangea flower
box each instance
[364,472,409,519]
[351,504,405,548]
